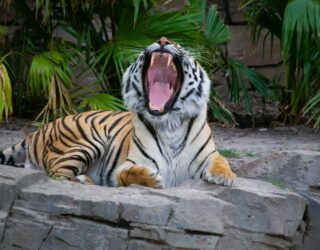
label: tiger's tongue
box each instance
[149,81,173,111]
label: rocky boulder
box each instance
[237,150,320,250]
[0,165,307,250]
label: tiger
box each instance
[0,37,236,188]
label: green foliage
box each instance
[0,60,13,123]
[201,5,274,124]
[29,51,72,95]
[226,57,276,116]
[208,93,236,127]
[204,6,231,46]
[80,93,126,111]
[282,0,320,127]
[304,90,320,128]
[271,176,286,189]
[242,0,320,127]
[0,0,276,127]
[218,148,256,158]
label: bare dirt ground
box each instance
[213,124,320,170]
[0,118,36,150]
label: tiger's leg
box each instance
[114,162,164,188]
[49,167,94,185]
[202,151,236,186]
[47,153,94,185]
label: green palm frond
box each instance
[281,0,320,123]
[133,0,149,27]
[227,58,275,115]
[304,91,320,128]
[29,50,74,122]
[0,61,13,123]
[282,0,320,60]
[243,0,320,127]
[80,93,126,111]
[209,92,236,127]
[204,6,231,46]
[35,74,74,123]
[29,50,72,95]
[242,0,286,43]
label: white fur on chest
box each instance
[129,110,213,186]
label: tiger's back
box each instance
[1,110,133,186]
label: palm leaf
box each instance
[304,90,320,128]
[29,50,74,121]
[35,74,74,123]
[80,93,126,111]
[133,0,149,27]
[227,58,275,115]
[243,0,320,127]
[209,92,236,127]
[0,61,13,123]
[29,50,72,95]
[242,0,286,43]
[204,6,231,46]
[282,0,320,60]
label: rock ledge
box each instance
[0,165,306,250]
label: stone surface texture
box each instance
[0,165,307,250]
[214,126,320,250]
[237,150,320,250]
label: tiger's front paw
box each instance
[203,153,236,186]
[117,165,164,188]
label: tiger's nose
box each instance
[157,37,172,46]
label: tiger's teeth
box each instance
[149,102,165,112]
[149,102,154,110]
[167,55,173,67]
[172,63,176,71]
[160,104,164,112]
[150,54,155,67]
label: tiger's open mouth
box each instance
[143,51,182,115]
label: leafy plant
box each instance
[200,4,275,125]
[226,57,276,116]
[242,0,320,127]
[0,60,13,123]
[0,0,276,127]
[80,93,126,111]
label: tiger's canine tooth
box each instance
[149,102,154,110]
[160,104,165,112]
[150,53,155,67]
[149,102,164,112]
[167,54,173,67]
[172,63,176,71]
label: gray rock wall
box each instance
[237,150,320,250]
[0,165,307,250]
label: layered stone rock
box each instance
[0,165,307,250]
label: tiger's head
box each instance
[122,37,211,128]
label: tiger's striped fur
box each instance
[0,39,236,187]
[0,111,132,185]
